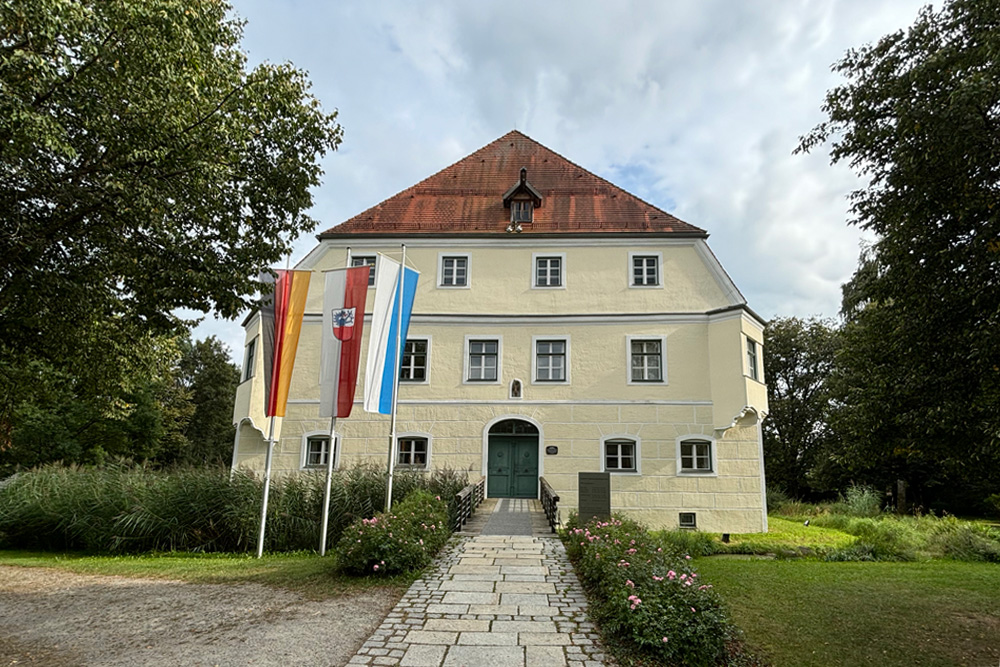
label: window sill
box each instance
[606,470,641,476]
[677,470,718,477]
[437,284,471,290]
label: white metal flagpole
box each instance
[384,244,406,512]
[319,417,337,555]
[256,416,276,558]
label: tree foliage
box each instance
[0,335,240,473]
[176,336,240,467]
[762,317,841,498]
[0,0,341,447]
[800,0,1000,510]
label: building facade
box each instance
[232,131,769,533]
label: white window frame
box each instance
[300,431,341,470]
[350,255,378,287]
[438,253,471,289]
[242,337,257,382]
[400,336,431,384]
[531,335,570,384]
[626,335,668,385]
[600,435,641,475]
[532,252,566,289]
[746,336,761,382]
[628,251,662,288]
[396,432,432,469]
[463,335,502,385]
[675,435,718,477]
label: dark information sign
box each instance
[578,472,611,521]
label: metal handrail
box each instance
[453,476,486,532]
[539,477,560,533]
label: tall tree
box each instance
[762,317,841,498]
[799,0,1000,510]
[0,0,341,446]
[176,336,240,467]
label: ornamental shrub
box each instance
[336,490,450,575]
[564,514,733,666]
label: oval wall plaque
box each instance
[545,446,558,455]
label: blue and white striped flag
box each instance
[363,256,419,414]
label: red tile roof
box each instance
[319,131,706,237]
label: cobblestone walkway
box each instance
[347,534,607,666]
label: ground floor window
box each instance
[397,437,428,468]
[679,439,712,473]
[304,436,332,468]
[604,438,637,472]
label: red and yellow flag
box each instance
[260,269,311,418]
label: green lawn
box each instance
[696,557,1000,666]
[0,550,415,600]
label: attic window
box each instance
[503,167,542,227]
[511,200,533,223]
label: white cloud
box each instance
[200,0,926,360]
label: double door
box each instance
[487,436,538,498]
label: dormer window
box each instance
[511,200,533,223]
[503,167,542,229]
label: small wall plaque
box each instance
[545,446,558,455]
[578,472,611,521]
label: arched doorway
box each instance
[486,419,540,498]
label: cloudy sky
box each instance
[196,0,928,357]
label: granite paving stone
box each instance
[347,500,608,666]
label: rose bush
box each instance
[336,490,449,575]
[564,514,735,666]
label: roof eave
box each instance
[317,230,710,241]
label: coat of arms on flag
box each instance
[332,307,356,340]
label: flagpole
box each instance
[319,417,337,555]
[385,244,406,512]
[257,416,276,559]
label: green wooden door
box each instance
[513,440,539,497]
[487,436,538,498]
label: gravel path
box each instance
[0,565,398,666]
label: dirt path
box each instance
[0,565,398,666]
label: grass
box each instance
[726,517,855,553]
[0,549,418,601]
[696,558,1000,666]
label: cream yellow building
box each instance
[232,131,768,533]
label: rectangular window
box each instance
[468,339,498,381]
[304,436,331,468]
[632,255,659,286]
[630,339,663,382]
[400,339,427,382]
[535,340,566,382]
[441,256,468,287]
[747,337,760,381]
[605,439,637,472]
[679,512,697,528]
[511,200,533,222]
[242,338,256,382]
[680,440,713,473]
[535,256,562,287]
[351,255,377,286]
[397,438,428,468]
